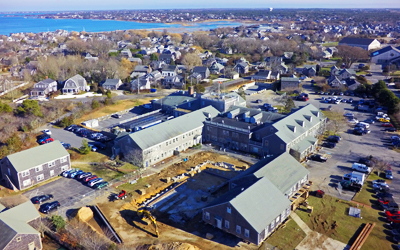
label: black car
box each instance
[376,192,393,199]
[61,142,71,149]
[310,154,328,162]
[328,135,341,143]
[353,129,365,135]
[323,142,336,148]
[66,124,79,131]
[37,134,50,140]
[31,194,53,204]
[90,142,106,150]
[385,127,398,132]
[39,201,60,214]
[77,172,92,180]
[359,158,373,167]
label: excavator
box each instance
[137,206,159,237]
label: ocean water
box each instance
[0,14,242,35]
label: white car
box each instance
[344,113,354,117]
[348,119,359,124]
[43,129,52,135]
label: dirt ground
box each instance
[96,152,257,250]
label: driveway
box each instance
[24,177,96,215]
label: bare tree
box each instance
[371,158,390,177]
[325,110,348,134]
[337,45,369,68]
[66,39,87,55]
[181,53,202,73]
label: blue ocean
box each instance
[0,14,242,35]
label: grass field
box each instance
[322,42,339,47]
[295,195,393,250]
[266,218,306,249]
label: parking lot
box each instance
[24,177,96,215]
[97,106,148,129]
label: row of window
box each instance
[20,157,68,177]
[204,212,250,238]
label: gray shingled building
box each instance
[0,141,71,191]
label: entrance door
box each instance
[215,218,222,229]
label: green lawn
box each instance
[322,42,339,47]
[75,163,125,182]
[266,218,306,249]
[295,195,392,250]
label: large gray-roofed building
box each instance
[113,106,219,167]
[0,201,42,250]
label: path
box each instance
[290,212,349,250]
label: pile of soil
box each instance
[135,242,201,250]
[310,205,339,238]
[77,207,93,222]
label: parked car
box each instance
[344,112,355,117]
[364,119,375,124]
[374,183,390,192]
[94,181,109,189]
[381,202,399,211]
[386,170,394,180]
[69,170,83,178]
[61,142,71,149]
[39,201,60,214]
[372,179,386,185]
[352,163,371,173]
[88,144,98,152]
[378,197,394,206]
[62,169,73,177]
[66,124,79,131]
[359,158,373,167]
[77,172,91,179]
[31,194,53,204]
[84,175,97,183]
[348,119,359,125]
[111,114,122,118]
[43,129,52,135]
[377,192,393,199]
[67,169,80,178]
[88,178,103,187]
[328,135,341,143]
[379,118,391,123]
[387,215,400,224]
[382,123,394,128]
[386,210,400,218]
[263,103,272,109]
[323,142,336,148]
[386,127,398,132]
[353,129,365,136]
[309,154,328,162]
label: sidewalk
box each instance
[290,212,349,250]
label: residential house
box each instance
[339,37,381,51]
[113,106,220,167]
[147,71,163,84]
[250,70,271,81]
[233,62,249,75]
[280,77,300,91]
[202,152,309,245]
[220,47,233,54]
[131,65,152,78]
[102,79,123,90]
[84,53,98,62]
[370,46,400,64]
[161,65,178,77]
[130,77,151,91]
[120,49,132,58]
[150,61,166,71]
[301,65,317,77]
[188,73,202,84]
[192,67,210,80]
[0,141,71,191]
[128,57,143,65]
[162,75,185,89]
[0,201,42,250]
[30,78,57,98]
[63,74,88,94]
[209,62,225,74]
[159,54,174,64]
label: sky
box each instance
[2,0,399,12]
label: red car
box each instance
[41,138,53,144]
[382,123,394,127]
[84,175,97,182]
[379,197,394,205]
[386,210,400,218]
[387,215,400,223]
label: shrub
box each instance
[79,139,91,155]
[395,82,400,89]
[51,215,66,232]
[91,100,100,109]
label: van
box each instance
[356,122,370,129]
[352,163,371,174]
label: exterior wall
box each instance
[4,233,42,250]
[371,50,400,64]
[203,203,259,244]
[0,158,19,190]
[281,81,299,90]
[1,155,71,191]
[203,122,251,153]
[262,134,287,157]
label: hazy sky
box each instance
[2,0,399,12]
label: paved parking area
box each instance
[48,127,97,148]
[97,106,147,129]
[24,177,95,214]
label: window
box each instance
[21,170,30,177]
[244,229,250,238]
[225,220,230,229]
[50,170,55,176]
[37,174,44,182]
[166,142,168,146]
[35,166,43,172]
[16,237,21,242]
[205,212,210,220]
[23,179,31,187]
[60,157,67,164]
[227,207,231,214]
[223,130,229,136]
[236,225,241,234]
[48,161,55,167]
[276,215,281,224]
[173,139,175,143]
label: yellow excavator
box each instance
[137,207,159,237]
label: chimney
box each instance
[188,86,194,96]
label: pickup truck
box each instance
[340,180,362,192]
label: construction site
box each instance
[92,151,264,250]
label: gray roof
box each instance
[102,79,121,86]
[124,106,219,150]
[230,177,290,233]
[154,94,199,108]
[67,74,86,87]
[38,78,56,84]
[193,66,208,73]
[162,65,177,72]
[272,104,325,144]
[339,37,376,46]
[281,77,299,82]
[0,201,40,249]
[6,140,69,173]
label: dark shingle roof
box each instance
[102,79,121,86]
[339,37,375,46]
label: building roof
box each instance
[154,93,199,108]
[193,66,208,73]
[102,79,121,86]
[339,37,376,46]
[162,65,177,72]
[281,77,299,82]
[0,201,40,249]
[371,46,400,57]
[230,177,290,233]
[272,104,325,144]
[67,74,86,87]
[38,78,56,84]
[6,140,69,173]
[124,106,219,150]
